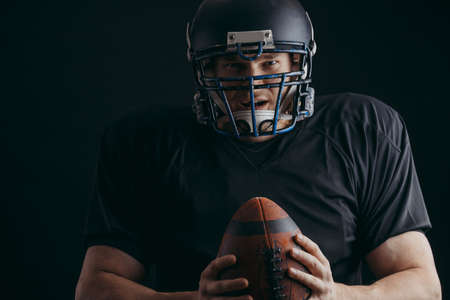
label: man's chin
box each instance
[217,116,293,140]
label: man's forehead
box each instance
[218,53,286,62]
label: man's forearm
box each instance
[75,270,197,300]
[335,267,441,300]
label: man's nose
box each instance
[246,63,261,76]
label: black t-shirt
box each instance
[83,93,431,291]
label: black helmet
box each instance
[187,0,316,137]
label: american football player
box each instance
[75,0,441,299]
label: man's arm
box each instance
[75,246,252,300]
[75,245,196,300]
[337,231,441,299]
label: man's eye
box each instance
[265,60,279,66]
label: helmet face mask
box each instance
[187,0,316,138]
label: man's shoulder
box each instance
[310,92,406,147]
[314,92,401,126]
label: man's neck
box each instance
[237,134,277,143]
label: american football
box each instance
[217,197,311,300]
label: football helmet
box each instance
[187,0,316,137]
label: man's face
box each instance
[211,53,298,112]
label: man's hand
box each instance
[197,254,253,300]
[286,231,441,300]
[287,233,337,300]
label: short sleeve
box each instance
[358,115,431,255]
[83,124,149,266]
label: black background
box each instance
[3,0,449,299]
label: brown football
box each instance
[217,197,311,300]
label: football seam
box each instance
[257,197,273,248]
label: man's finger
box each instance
[288,267,325,292]
[205,278,249,295]
[294,233,329,266]
[202,255,237,279]
[290,247,326,278]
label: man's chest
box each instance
[155,134,360,272]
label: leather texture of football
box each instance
[217,197,311,300]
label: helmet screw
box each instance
[229,34,235,40]
[265,31,271,38]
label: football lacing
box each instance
[265,241,286,299]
